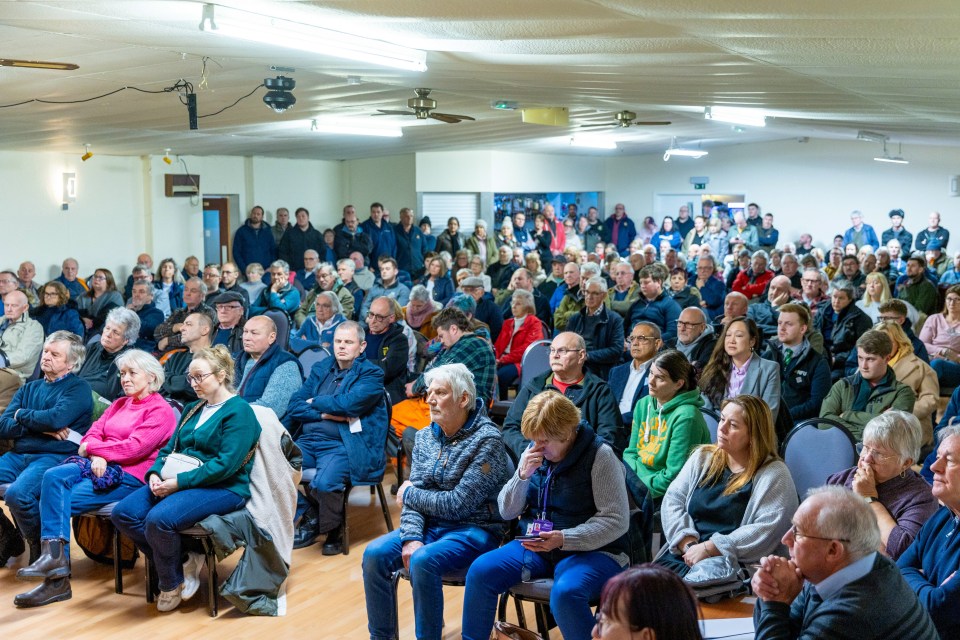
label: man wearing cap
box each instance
[925,239,950,277]
[461,276,503,343]
[210,291,247,354]
[536,254,566,301]
[882,209,913,254]
[842,210,880,250]
[914,211,950,253]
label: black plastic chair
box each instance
[781,417,858,499]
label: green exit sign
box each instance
[693,183,707,190]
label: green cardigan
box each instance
[147,395,261,499]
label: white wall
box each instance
[415,150,606,194]
[343,154,417,223]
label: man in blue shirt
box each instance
[842,210,880,250]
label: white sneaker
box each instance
[157,584,183,612]
[181,552,205,601]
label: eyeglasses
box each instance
[366,312,392,322]
[91,275,107,281]
[877,316,902,323]
[216,304,243,311]
[186,371,216,386]
[43,291,59,297]
[676,320,704,328]
[549,348,583,356]
[856,442,899,463]
[787,524,850,543]
[628,335,658,344]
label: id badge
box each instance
[525,519,554,536]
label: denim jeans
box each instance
[296,433,351,531]
[932,358,960,388]
[0,452,65,542]
[497,364,520,400]
[111,485,246,591]
[362,525,501,640]
[461,540,624,640]
[38,462,144,542]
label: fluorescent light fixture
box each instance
[874,141,909,164]
[857,130,888,143]
[310,119,403,137]
[664,138,707,160]
[705,106,766,127]
[569,136,617,150]
[199,4,427,72]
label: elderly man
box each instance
[0,291,44,412]
[834,254,867,300]
[363,363,508,640]
[154,278,216,352]
[336,258,365,318]
[914,211,950,252]
[209,291,246,354]
[820,329,916,441]
[609,321,662,425]
[627,265,682,343]
[296,262,356,326]
[126,281,164,351]
[666,307,717,371]
[732,250,774,302]
[359,257,411,320]
[752,486,937,639]
[122,253,153,300]
[394,207,426,279]
[842,210,881,250]
[713,291,750,334]
[250,260,301,317]
[899,425,960,638]
[234,315,301,419]
[278,207,324,273]
[794,268,830,320]
[603,203,636,255]
[461,276,502,343]
[607,262,640,319]
[55,258,87,300]
[272,207,292,246]
[287,321,388,553]
[487,246,518,295]
[0,331,93,564]
[129,265,170,318]
[17,262,40,307]
[924,238,950,277]
[815,282,873,380]
[295,249,320,291]
[78,307,138,401]
[727,211,759,254]
[160,312,213,404]
[362,297,410,405]
[351,251,376,292]
[778,252,802,291]
[746,274,793,341]
[232,205,277,279]
[552,261,584,331]
[502,332,621,460]
[334,205,373,261]
[566,277,624,381]
[500,268,552,330]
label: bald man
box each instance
[234,315,302,419]
[0,291,44,411]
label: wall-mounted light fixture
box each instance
[62,172,77,210]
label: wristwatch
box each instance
[683,541,696,553]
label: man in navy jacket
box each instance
[232,206,277,279]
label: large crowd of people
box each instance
[0,199,958,639]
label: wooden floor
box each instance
[0,486,752,639]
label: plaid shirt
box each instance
[412,332,496,404]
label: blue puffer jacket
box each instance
[31,304,84,337]
[285,354,388,484]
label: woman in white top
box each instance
[857,271,919,325]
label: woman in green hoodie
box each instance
[625,349,710,499]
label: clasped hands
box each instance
[751,555,804,604]
[149,474,179,498]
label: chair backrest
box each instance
[782,418,858,498]
[702,407,721,444]
[166,398,183,424]
[297,346,329,379]
[263,310,290,352]
[519,340,552,389]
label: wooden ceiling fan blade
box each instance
[429,113,461,124]
[578,123,613,129]
[0,58,78,70]
[432,112,475,122]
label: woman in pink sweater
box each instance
[13,349,176,608]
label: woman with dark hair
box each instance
[668,267,701,310]
[699,317,780,416]
[625,349,710,500]
[651,216,684,255]
[31,281,84,337]
[920,284,960,388]
[77,268,123,336]
[656,395,797,579]
[421,257,455,306]
[592,563,702,640]
[435,216,466,255]
[531,213,554,269]
[154,258,184,311]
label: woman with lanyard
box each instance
[462,390,630,640]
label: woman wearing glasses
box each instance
[826,411,936,560]
[920,285,960,388]
[77,268,123,337]
[462,391,630,640]
[30,281,84,337]
[112,345,261,612]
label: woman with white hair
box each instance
[465,219,498,266]
[13,349,177,608]
[292,290,345,351]
[78,306,140,401]
[827,411,937,560]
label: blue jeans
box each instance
[38,462,143,541]
[362,525,501,640]
[0,452,65,542]
[111,485,246,591]
[296,433,351,532]
[461,540,624,640]
[932,359,960,388]
[497,364,520,400]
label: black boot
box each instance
[27,538,41,565]
[14,577,72,608]
[293,508,320,549]
[0,512,25,566]
[17,539,69,580]
[321,526,344,556]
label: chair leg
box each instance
[202,537,218,617]
[391,570,403,640]
[496,592,508,622]
[341,485,351,556]
[396,448,405,486]
[144,555,155,603]
[534,602,551,638]
[376,483,395,532]
[111,522,123,594]
[514,594,527,629]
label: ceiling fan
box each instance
[579,110,671,128]
[0,58,78,71]
[373,88,475,124]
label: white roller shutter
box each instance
[420,193,479,232]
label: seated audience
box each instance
[667,306,717,372]
[210,291,246,354]
[940,250,960,285]
[610,322,662,426]
[16,262,40,307]
[899,424,960,639]
[691,255,725,319]
[292,291,346,353]
[628,265,682,343]
[874,322,938,441]
[826,412,936,562]
[422,256,455,306]
[667,267,701,310]
[201,263,223,305]
[161,312,214,403]
[126,281,164,352]
[499,267,553,331]
[359,257,412,320]
[877,299,928,362]
[296,262,356,326]
[657,395,797,579]
[55,258,87,300]
[795,267,830,320]
[606,261,640,318]
[362,363,508,640]
[288,322,387,553]
[592,564,702,640]
[129,265,170,318]
[920,284,960,388]
[217,261,249,308]
[181,255,201,281]
[154,258,184,312]
[746,274,793,340]
[566,276,625,381]
[112,346,261,613]
[833,254,867,300]
[554,262,588,332]
[30,281,84,338]
[402,285,439,340]
[0,290,44,411]
[752,486,938,640]
[897,254,939,316]
[362,297,410,405]
[77,268,123,336]
[625,349,710,500]
[713,291,749,332]
[250,260,301,317]
[460,276,502,343]
[234,315,301,420]
[502,332,622,460]
[486,245,517,295]
[78,307,139,401]
[699,317,781,416]
[240,263,267,303]
[857,271,915,323]
[815,282,873,380]
[13,349,176,608]
[154,278,216,353]
[731,250,774,302]
[493,289,546,399]
[820,329,916,441]
[549,259,580,314]
[462,392,629,640]
[0,331,93,565]
[295,249,320,291]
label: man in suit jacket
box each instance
[752,486,937,640]
[609,321,662,426]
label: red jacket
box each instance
[494,315,546,376]
[732,269,774,301]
